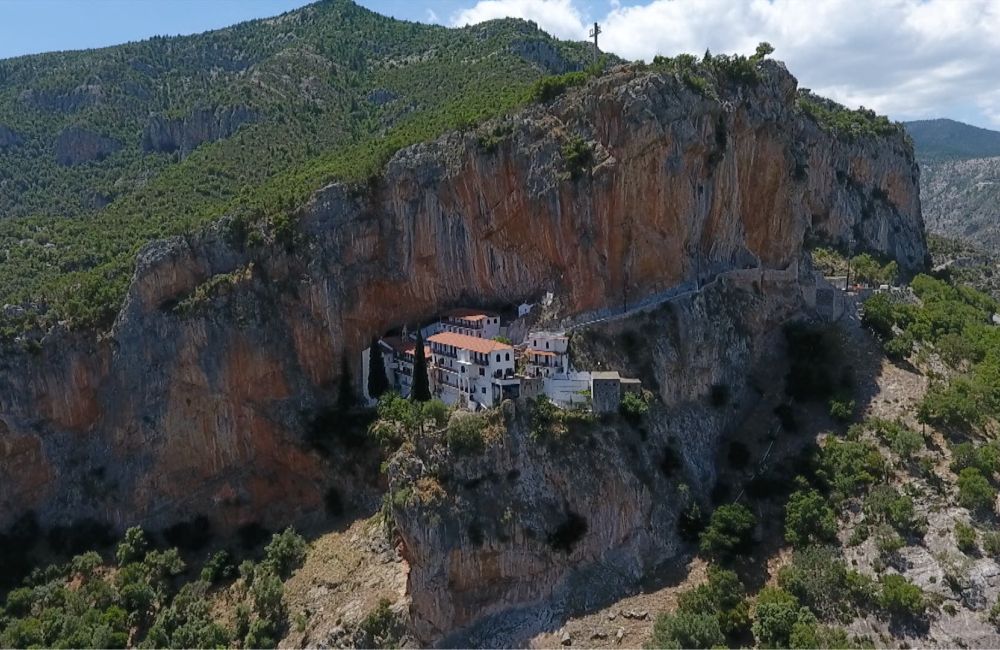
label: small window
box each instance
[506,353,510,361]
[479,367,485,376]
[545,341,550,349]
[481,387,486,394]
[496,354,501,362]
[461,367,466,374]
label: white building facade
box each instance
[524,331,570,377]
[427,331,517,409]
[438,309,502,339]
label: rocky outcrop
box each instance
[389,267,805,644]
[919,157,1000,250]
[508,38,585,74]
[20,84,103,113]
[141,106,257,155]
[54,126,121,166]
[0,124,22,149]
[0,62,924,539]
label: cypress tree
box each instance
[367,335,389,400]
[411,328,432,402]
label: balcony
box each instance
[433,346,457,359]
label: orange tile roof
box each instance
[443,308,495,321]
[528,350,558,357]
[428,331,513,355]
[381,336,429,357]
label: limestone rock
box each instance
[0,63,925,547]
[54,126,121,166]
[141,105,257,156]
[20,84,102,112]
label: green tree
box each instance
[778,546,873,620]
[620,391,649,422]
[878,574,925,619]
[116,526,148,566]
[864,485,920,536]
[263,527,307,579]
[752,41,775,61]
[752,587,801,648]
[675,565,751,637]
[861,292,897,340]
[699,503,756,560]
[784,488,837,547]
[955,522,978,553]
[367,336,389,400]
[649,611,724,649]
[244,618,277,650]
[410,328,431,402]
[251,567,286,623]
[958,467,996,514]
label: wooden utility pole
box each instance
[589,22,602,64]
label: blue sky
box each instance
[1,0,998,129]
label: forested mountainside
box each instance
[906,119,1000,162]
[0,10,934,639]
[904,119,1000,251]
[17,2,1000,649]
[0,0,597,333]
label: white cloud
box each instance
[426,8,440,24]
[450,0,587,41]
[449,0,1000,128]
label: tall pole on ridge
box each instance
[589,22,602,65]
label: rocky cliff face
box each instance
[920,156,1000,250]
[388,265,806,644]
[141,106,258,156]
[0,62,924,541]
[54,126,122,166]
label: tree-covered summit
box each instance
[0,0,596,335]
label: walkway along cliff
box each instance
[0,60,925,559]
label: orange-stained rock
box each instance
[0,61,924,537]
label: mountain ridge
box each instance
[904,118,1000,250]
[905,117,1000,161]
[0,0,598,333]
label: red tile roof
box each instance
[428,331,513,355]
[380,336,429,357]
[443,308,495,322]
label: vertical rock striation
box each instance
[141,105,258,156]
[0,62,924,543]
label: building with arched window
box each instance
[438,308,502,339]
[427,331,517,408]
[524,331,569,377]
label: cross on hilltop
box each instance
[589,22,601,63]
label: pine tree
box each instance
[367,336,389,400]
[411,328,432,402]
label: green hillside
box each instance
[0,0,597,335]
[903,119,1000,252]
[905,118,1000,161]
